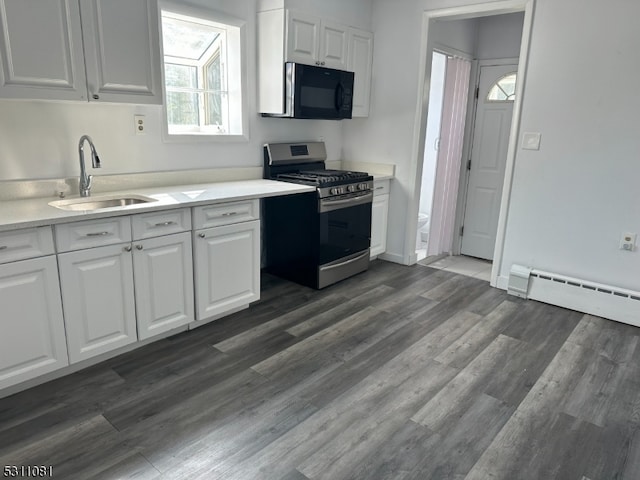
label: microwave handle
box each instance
[335,83,345,111]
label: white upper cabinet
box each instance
[0,0,87,100]
[0,0,162,103]
[286,12,348,69]
[319,20,348,70]
[79,0,162,104]
[286,12,319,65]
[258,7,373,116]
[348,28,373,117]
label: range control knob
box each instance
[358,183,368,191]
[347,185,356,193]
[330,188,339,195]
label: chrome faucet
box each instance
[78,135,101,197]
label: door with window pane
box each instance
[461,64,517,260]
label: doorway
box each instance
[421,54,472,260]
[416,50,447,261]
[412,3,532,287]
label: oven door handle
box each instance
[319,191,373,213]
[319,251,370,272]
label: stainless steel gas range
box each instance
[263,142,373,289]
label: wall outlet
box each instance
[620,232,637,251]
[134,115,145,135]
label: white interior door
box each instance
[461,64,517,260]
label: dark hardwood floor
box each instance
[1,260,639,479]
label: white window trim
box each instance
[159,1,249,143]
[486,72,517,102]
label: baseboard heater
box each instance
[507,265,640,327]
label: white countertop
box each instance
[326,160,395,182]
[371,173,394,181]
[0,180,315,232]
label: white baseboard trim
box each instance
[495,275,509,290]
[378,251,408,265]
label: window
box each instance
[161,7,245,138]
[487,73,517,102]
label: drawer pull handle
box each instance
[375,186,384,190]
[198,233,206,238]
[0,246,7,250]
[124,245,132,252]
[136,245,143,250]
[222,212,238,217]
[155,221,177,227]
[86,231,110,237]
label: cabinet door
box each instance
[370,193,389,258]
[133,232,194,340]
[193,221,260,323]
[348,28,373,117]
[0,256,69,390]
[286,11,320,65]
[319,20,348,70]
[58,244,137,363]
[0,0,86,100]
[79,0,162,104]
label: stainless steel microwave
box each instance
[262,62,354,120]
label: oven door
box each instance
[318,192,372,266]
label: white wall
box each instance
[499,0,640,291]
[345,0,640,292]
[475,12,524,60]
[0,0,372,181]
[431,17,478,56]
[259,0,373,29]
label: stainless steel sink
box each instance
[49,194,157,211]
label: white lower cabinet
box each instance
[0,256,69,390]
[133,232,194,340]
[1,201,262,394]
[58,232,195,361]
[193,220,260,323]
[58,244,137,363]
[370,181,390,258]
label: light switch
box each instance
[522,132,541,150]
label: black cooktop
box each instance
[276,169,371,187]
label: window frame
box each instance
[486,72,517,103]
[159,1,248,143]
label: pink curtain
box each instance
[427,56,471,257]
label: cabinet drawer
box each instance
[55,217,132,252]
[193,200,259,229]
[132,208,191,240]
[373,179,390,196]
[0,227,55,264]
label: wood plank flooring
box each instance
[1,260,640,479]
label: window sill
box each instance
[161,131,250,143]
